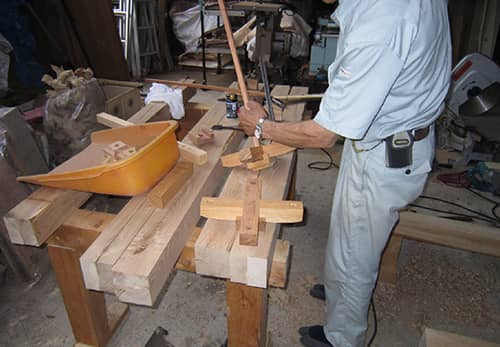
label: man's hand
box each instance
[238,101,268,137]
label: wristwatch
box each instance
[254,117,266,139]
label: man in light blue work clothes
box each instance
[239,0,451,346]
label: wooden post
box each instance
[47,225,128,347]
[379,234,403,284]
[226,281,268,347]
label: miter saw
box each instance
[438,53,500,167]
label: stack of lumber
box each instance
[195,85,309,288]
[79,83,246,306]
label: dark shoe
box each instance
[309,284,326,301]
[299,325,333,347]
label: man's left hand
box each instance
[238,100,268,136]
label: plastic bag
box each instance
[170,2,217,53]
[145,83,185,120]
[44,78,106,164]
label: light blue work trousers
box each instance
[324,132,434,347]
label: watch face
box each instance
[255,124,262,139]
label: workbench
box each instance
[3,82,307,347]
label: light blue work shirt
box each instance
[314,0,452,142]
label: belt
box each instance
[352,125,431,153]
[413,126,430,141]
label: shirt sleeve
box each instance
[314,43,404,140]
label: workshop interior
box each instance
[1,0,500,346]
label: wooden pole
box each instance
[144,78,265,97]
[217,0,250,107]
[217,0,260,147]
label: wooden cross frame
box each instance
[200,177,303,246]
[220,142,296,171]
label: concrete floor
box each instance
[1,70,500,346]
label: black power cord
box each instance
[307,148,339,170]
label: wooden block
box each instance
[4,188,91,246]
[419,328,500,347]
[239,177,262,246]
[102,85,143,118]
[226,281,268,347]
[175,227,202,273]
[221,142,295,168]
[268,239,291,288]
[148,161,194,208]
[177,141,208,165]
[188,128,215,146]
[240,146,264,163]
[200,198,303,223]
[247,154,272,171]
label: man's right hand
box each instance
[238,101,268,137]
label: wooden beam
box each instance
[226,281,268,347]
[95,112,208,166]
[4,188,91,246]
[268,239,291,288]
[239,176,262,246]
[200,198,303,223]
[148,161,194,208]
[395,211,500,257]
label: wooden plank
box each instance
[96,113,132,128]
[228,86,307,287]
[148,161,194,208]
[47,225,128,347]
[95,112,208,166]
[127,103,170,124]
[62,209,115,233]
[226,281,267,347]
[396,212,500,257]
[109,88,245,305]
[239,176,262,246]
[175,227,202,273]
[200,198,303,223]
[4,188,91,246]
[419,327,500,347]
